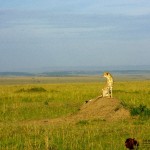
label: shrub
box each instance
[16,87,47,93]
[27,87,47,92]
[130,104,150,117]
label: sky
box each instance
[0,0,150,72]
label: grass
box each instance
[0,77,150,149]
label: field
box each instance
[0,76,150,150]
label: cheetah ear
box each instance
[106,72,108,75]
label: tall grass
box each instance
[0,78,150,149]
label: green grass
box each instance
[0,77,150,150]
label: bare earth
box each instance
[78,97,130,121]
[21,97,130,126]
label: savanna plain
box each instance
[0,76,150,150]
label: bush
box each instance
[130,104,150,117]
[27,87,47,92]
[16,87,47,93]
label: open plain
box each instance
[0,76,150,150]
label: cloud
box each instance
[0,3,150,70]
[1,10,150,42]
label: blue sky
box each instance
[0,0,150,71]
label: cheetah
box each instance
[101,72,113,98]
[85,72,113,103]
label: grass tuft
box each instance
[76,120,89,125]
[44,100,49,105]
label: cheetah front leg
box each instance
[110,87,113,98]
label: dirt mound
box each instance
[47,97,130,124]
[21,97,130,126]
[76,97,130,121]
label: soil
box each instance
[21,97,130,126]
[77,97,130,122]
